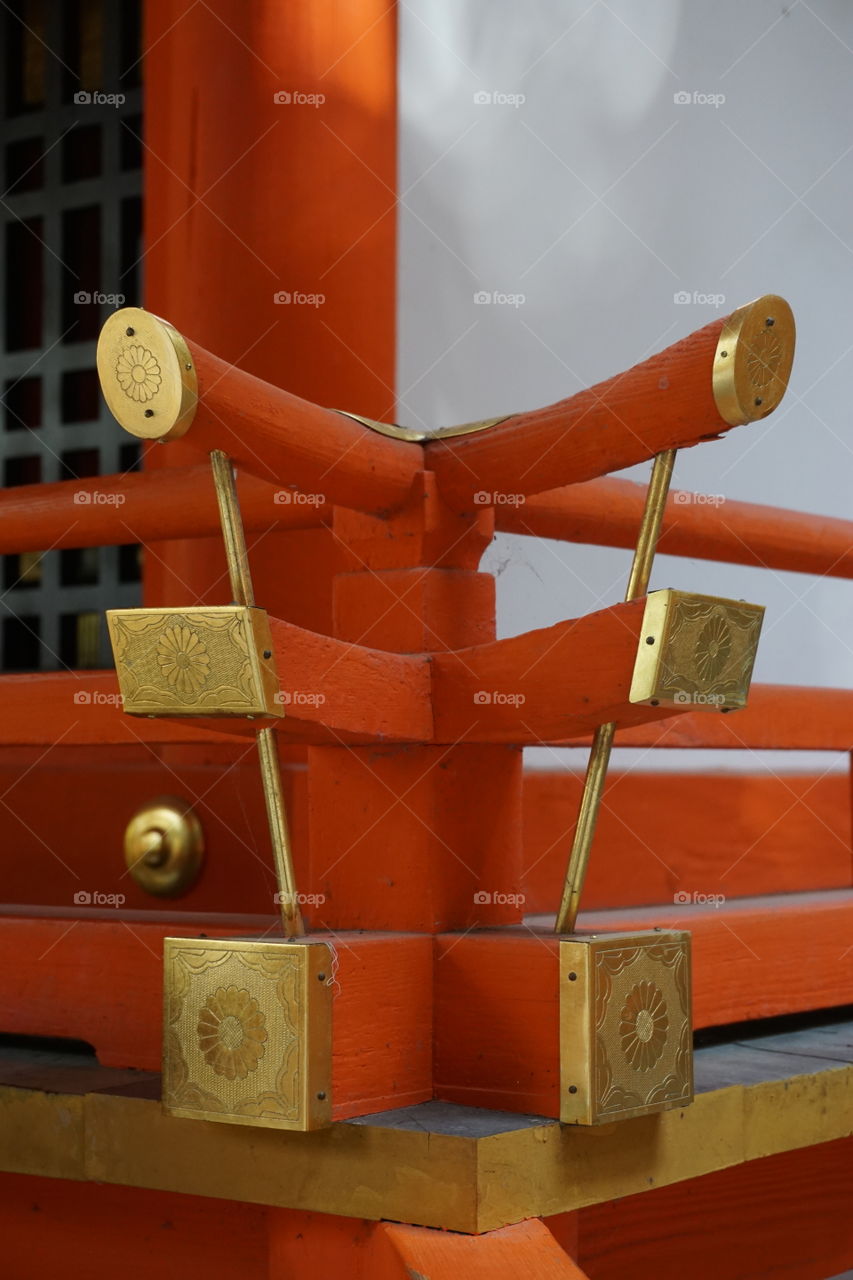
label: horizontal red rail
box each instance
[0,467,329,553]
[7,470,847,585]
[497,476,853,579]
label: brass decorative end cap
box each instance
[712,294,795,426]
[124,796,204,897]
[97,306,197,442]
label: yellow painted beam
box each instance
[0,1063,851,1233]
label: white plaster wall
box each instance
[398,0,853,771]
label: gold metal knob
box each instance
[124,797,204,897]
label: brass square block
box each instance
[107,606,282,717]
[560,930,693,1125]
[163,936,332,1131]
[630,589,763,711]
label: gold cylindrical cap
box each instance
[97,306,197,441]
[712,294,795,426]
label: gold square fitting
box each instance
[107,606,282,717]
[163,936,332,1131]
[560,930,693,1125]
[629,589,763,711]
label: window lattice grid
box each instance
[1,0,143,671]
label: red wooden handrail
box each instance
[496,476,853,579]
[0,467,329,553]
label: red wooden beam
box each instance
[497,475,853,580]
[434,890,853,1118]
[151,335,422,515]
[521,770,852,914]
[425,301,791,507]
[0,467,328,554]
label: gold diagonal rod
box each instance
[554,448,677,935]
[210,450,304,937]
[210,449,255,607]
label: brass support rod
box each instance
[256,726,304,937]
[210,449,255,608]
[555,448,677,935]
[209,451,304,937]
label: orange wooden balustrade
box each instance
[496,475,853,577]
[0,466,329,552]
[7,468,853,583]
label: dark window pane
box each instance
[118,441,140,472]
[62,0,104,103]
[60,547,99,585]
[61,122,102,181]
[5,454,41,486]
[61,368,100,423]
[5,217,43,350]
[4,377,42,431]
[5,0,47,116]
[3,614,41,669]
[61,205,101,342]
[4,550,42,590]
[119,194,141,302]
[60,447,99,480]
[118,543,141,583]
[6,136,44,192]
[60,610,100,667]
[119,113,142,170]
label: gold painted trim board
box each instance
[1,1063,850,1234]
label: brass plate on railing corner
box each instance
[560,930,693,1125]
[163,936,332,1131]
[712,294,795,426]
[333,410,512,442]
[630,589,764,712]
[107,605,282,718]
[97,306,197,442]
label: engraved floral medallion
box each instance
[619,980,668,1072]
[746,329,783,391]
[156,624,211,697]
[695,613,732,683]
[197,985,268,1081]
[116,344,162,403]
